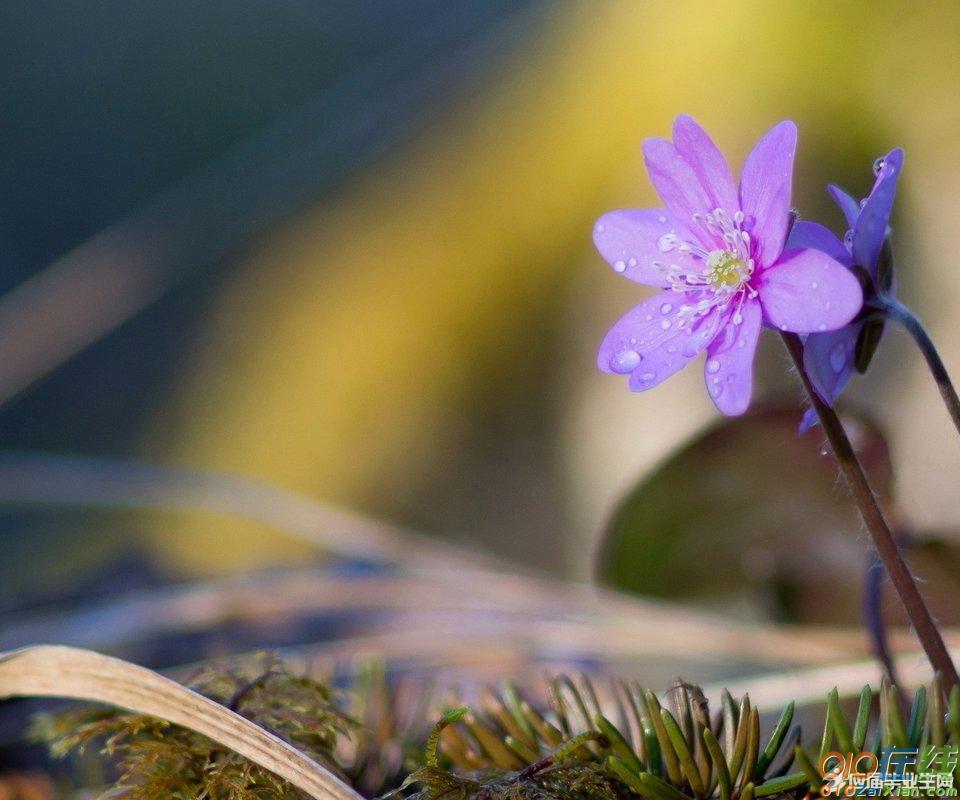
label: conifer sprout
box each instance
[29,655,960,800]
[398,674,960,800]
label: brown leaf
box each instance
[0,645,362,800]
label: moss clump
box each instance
[402,763,633,800]
[31,653,357,800]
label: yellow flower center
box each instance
[706,249,750,291]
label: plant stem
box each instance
[863,556,904,704]
[874,294,960,437]
[781,332,959,690]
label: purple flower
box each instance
[788,148,904,431]
[594,116,863,415]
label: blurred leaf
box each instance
[595,404,894,622]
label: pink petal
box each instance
[703,299,762,415]
[757,247,863,333]
[672,115,739,216]
[802,325,858,405]
[593,209,701,287]
[642,137,713,243]
[739,120,797,268]
[597,291,713,389]
[786,220,854,267]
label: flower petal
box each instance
[642,136,713,241]
[802,325,859,407]
[798,408,819,433]
[597,290,712,389]
[827,184,860,230]
[757,248,863,333]
[786,220,854,266]
[738,120,797,268]
[593,209,700,287]
[703,299,762,415]
[672,115,739,215]
[853,148,903,274]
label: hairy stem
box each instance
[875,295,960,437]
[863,556,904,703]
[781,332,958,690]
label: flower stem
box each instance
[874,294,960,437]
[781,332,959,689]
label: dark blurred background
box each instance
[1,0,959,614]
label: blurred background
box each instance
[1,0,960,633]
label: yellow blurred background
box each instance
[1,0,958,597]
[135,1,960,579]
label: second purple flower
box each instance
[594,116,863,415]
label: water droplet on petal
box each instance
[640,372,656,383]
[610,349,641,374]
[811,281,818,290]
[818,324,826,331]
[645,313,653,321]
[843,230,854,249]
[737,339,746,348]
[829,343,846,373]
[660,319,671,330]
[613,260,626,273]
[660,303,673,314]
[658,215,667,224]
[706,358,721,374]
[820,445,829,456]
[873,156,885,175]
[627,257,637,268]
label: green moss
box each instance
[31,653,357,800]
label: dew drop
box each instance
[660,302,673,314]
[640,371,656,383]
[645,313,653,322]
[829,343,846,373]
[706,358,721,374]
[737,339,746,348]
[811,281,818,290]
[610,348,641,374]
[627,257,638,268]
[820,445,829,456]
[658,215,667,224]
[873,156,885,175]
[613,260,626,273]
[818,324,826,331]
[660,319,671,330]
[843,230,854,249]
